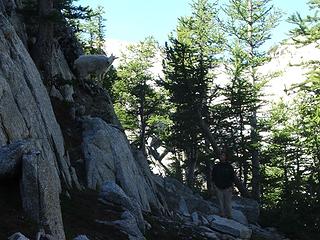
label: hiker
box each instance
[212,149,235,218]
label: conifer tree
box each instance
[113,37,169,156]
[222,0,281,200]
[262,93,319,238]
[162,0,223,187]
[222,42,256,187]
[260,2,320,236]
[77,5,106,54]
[289,0,320,191]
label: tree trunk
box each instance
[31,0,55,81]
[139,83,147,156]
[250,114,260,200]
[139,118,147,156]
[203,141,214,196]
[196,109,221,157]
[243,158,249,187]
[314,135,320,185]
[247,0,261,201]
[148,146,171,174]
[205,158,214,197]
[283,146,288,187]
[186,146,198,188]
[239,107,250,187]
[174,155,184,182]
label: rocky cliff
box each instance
[262,39,320,106]
[0,0,77,238]
[0,1,287,240]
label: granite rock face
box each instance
[0,3,77,188]
[0,6,79,239]
[20,149,65,240]
[51,46,75,81]
[81,116,165,213]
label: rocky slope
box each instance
[0,1,289,240]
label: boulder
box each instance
[231,209,248,226]
[99,181,145,233]
[201,215,209,225]
[232,197,259,223]
[191,212,200,225]
[203,232,219,239]
[250,224,283,240]
[96,211,145,240]
[114,211,145,239]
[207,215,252,239]
[178,197,190,216]
[8,232,29,240]
[153,176,217,215]
[198,225,217,234]
[73,235,90,240]
[185,197,218,216]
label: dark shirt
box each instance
[212,162,235,189]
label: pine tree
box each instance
[262,93,320,238]
[261,2,320,236]
[113,37,169,156]
[162,0,223,187]
[57,0,94,33]
[222,0,281,200]
[77,5,106,54]
[289,0,320,43]
[289,0,320,189]
[222,42,256,187]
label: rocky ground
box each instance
[0,184,125,240]
[1,176,289,240]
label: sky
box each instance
[77,0,310,48]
